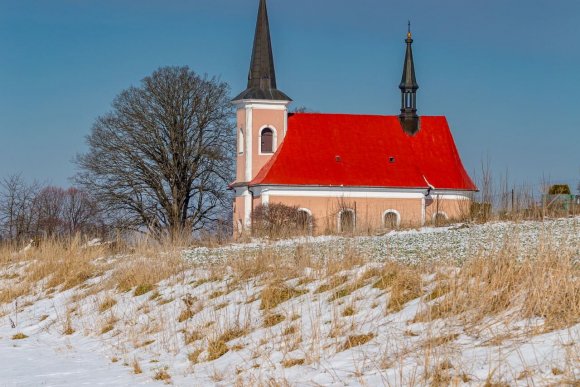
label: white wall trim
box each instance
[264,189,424,200]
[232,100,291,110]
[261,192,270,206]
[382,209,401,228]
[243,189,252,228]
[240,186,471,202]
[244,107,253,182]
[258,125,278,155]
[283,106,288,136]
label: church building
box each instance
[231,0,477,235]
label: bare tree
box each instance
[61,188,99,236]
[75,67,235,237]
[35,186,65,237]
[0,174,41,241]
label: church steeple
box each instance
[399,22,420,135]
[233,0,291,101]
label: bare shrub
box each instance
[252,203,313,239]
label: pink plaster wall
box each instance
[266,196,423,233]
[425,196,470,224]
[251,109,285,179]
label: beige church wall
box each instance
[265,196,424,234]
[425,196,471,224]
[251,109,286,178]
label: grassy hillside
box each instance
[0,218,578,386]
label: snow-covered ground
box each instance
[185,217,579,264]
[0,217,578,386]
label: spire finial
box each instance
[407,20,412,39]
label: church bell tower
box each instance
[232,0,292,231]
[399,22,420,135]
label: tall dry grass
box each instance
[415,238,579,330]
[0,233,193,304]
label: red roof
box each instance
[250,113,477,191]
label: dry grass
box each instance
[260,282,307,310]
[98,297,117,312]
[371,261,423,312]
[207,339,229,361]
[153,367,171,381]
[188,349,203,364]
[0,238,107,303]
[101,324,114,334]
[340,333,375,351]
[0,234,190,305]
[282,358,305,368]
[413,240,580,329]
[177,308,195,323]
[314,275,349,294]
[207,326,249,361]
[132,359,143,374]
[422,334,460,349]
[12,333,28,340]
[263,313,285,327]
[184,330,203,345]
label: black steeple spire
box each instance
[233,0,291,101]
[399,22,420,135]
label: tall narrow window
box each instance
[297,208,313,235]
[261,128,274,153]
[384,211,399,229]
[339,209,355,233]
[433,212,448,227]
[238,129,244,154]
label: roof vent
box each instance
[389,156,396,163]
[335,155,342,162]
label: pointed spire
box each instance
[399,21,419,92]
[399,22,420,135]
[248,0,276,90]
[233,0,291,101]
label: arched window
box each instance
[433,212,448,226]
[260,127,274,153]
[383,210,400,230]
[238,129,244,154]
[297,208,313,235]
[338,209,355,233]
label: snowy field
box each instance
[185,217,580,264]
[0,217,578,386]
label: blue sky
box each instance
[0,0,579,191]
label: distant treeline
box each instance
[0,174,108,243]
